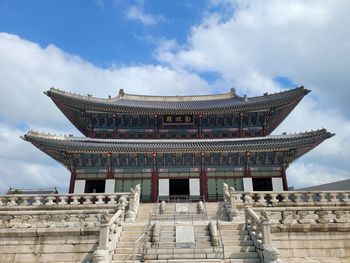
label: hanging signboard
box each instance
[163,114,194,125]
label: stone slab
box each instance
[176,203,189,214]
[176,225,194,248]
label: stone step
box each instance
[143,253,209,260]
[145,247,218,254]
[223,245,256,252]
[220,230,249,235]
[122,225,148,231]
[150,241,212,248]
[158,236,211,242]
[161,225,209,231]
[221,240,253,246]
[160,230,175,235]
[111,260,260,263]
[222,235,251,241]
[219,224,246,230]
[120,231,148,237]
[118,236,152,242]
[222,251,259,259]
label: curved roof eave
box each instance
[45,86,310,114]
[23,129,334,153]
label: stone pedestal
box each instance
[176,225,195,247]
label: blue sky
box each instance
[0,0,210,67]
[0,0,349,193]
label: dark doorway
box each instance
[169,179,189,196]
[85,180,105,193]
[252,178,273,191]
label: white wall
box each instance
[189,178,200,196]
[105,179,115,193]
[74,180,86,193]
[159,179,169,196]
[272,178,284,191]
[243,178,253,191]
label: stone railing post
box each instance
[244,195,252,226]
[159,200,166,214]
[93,206,125,263]
[197,201,204,214]
[209,220,219,246]
[152,222,161,245]
[260,211,281,263]
[93,211,110,263]
[229,187,239,220]
[125,184,141,222]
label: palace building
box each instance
[23,86,333,201]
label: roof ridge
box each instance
[45,86,308,103]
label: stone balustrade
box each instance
[94,202,126,263]
[242,190,350,206]
[0,209,111,230]
[223,183,239,221]
[253,206,350,226]
[244,196,281,263]
[0,192,131,208]
[125,184,141,222]
[222,183,350,207]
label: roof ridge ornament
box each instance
[119,89,125,97]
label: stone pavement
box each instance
[282,257,350,263]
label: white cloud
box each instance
[0,123,68,193]
[0,33,212,193]
[154,0,350,186]
[288,162,348,189]
[156,0,350,103]
[0,33,211,130]
[125,6,164,26]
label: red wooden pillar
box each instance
[200,151,208,201]
[154,114,160,139]
[239,112,244,138]
[107,153,113,179]
[281,166,288,191]
[244,151,251,177]
[151,152,158,202]
[262,124,267,137]
[198,114,202,139]
[69,170,76,193]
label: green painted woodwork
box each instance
[251,171,280,176]
[158,172,199,178]
[207,171,244,177]
[207,178,243,201]
[114,172,152,178]
[115,179,151,201]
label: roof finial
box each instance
[119,89,125,97]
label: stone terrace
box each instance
[0,185,349,263]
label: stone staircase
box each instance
[143,223,221,261]
[112,223,150,262]
[111,202,260,263]
[219,223,259,262]
[112,203,154,262]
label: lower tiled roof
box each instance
[22,129,333,153]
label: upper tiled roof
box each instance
[45,86,310,114]
[22,129,333,153]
